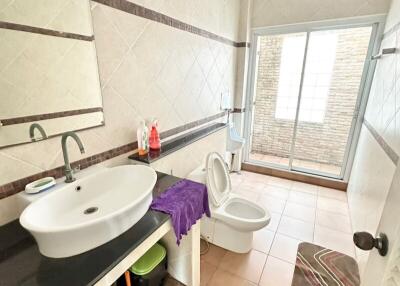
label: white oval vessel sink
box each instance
[20,165,157,258]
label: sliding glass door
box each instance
[246,21,379,179]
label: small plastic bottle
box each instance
[149,119,161,150]
[137,120,149,155]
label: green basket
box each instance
[130,243,166,276]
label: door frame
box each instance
[243,14,386,181]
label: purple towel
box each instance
[150,179,211,245]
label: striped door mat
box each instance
[292,242,360,286]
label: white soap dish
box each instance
[25,177,56,194]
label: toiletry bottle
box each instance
[149,119,161,150]
[137,120,149,155]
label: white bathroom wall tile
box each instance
[0,193,27,226]
[91,4,130,84]
[0,0,240,200]
[100,4,149,47]
[0,152,44,186]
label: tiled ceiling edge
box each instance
[0,108,104,126]
[0,21,94,41]
[0,112,226,199]
[92,0,250,48]
[364,119,399,165]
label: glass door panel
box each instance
[249,32,306,168]
[291,26,373,177]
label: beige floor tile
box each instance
[317,196,349,216]
[267,176,293,189]
[266,212,281,232]
[201,243,227,267]
[277,216,314,241]
[208,268,256,286]
[259,194,286,213]
[291,181,319,195]
[262,185,290,200]
[259,256,295,286]
[230,173,244,186]
[219,249,267,283]
[239,181,269,194]
[288,190,317,207]
[316,209,352,233]
[318,187,347,202]
[233,188,260,202]
[283,202,316,223]
[269,234,301,264]
[253,228,275,253]
[314,225,355,257]
[200,260,217,286]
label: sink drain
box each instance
[84,207,98,215]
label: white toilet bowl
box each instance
[187,152,270,253]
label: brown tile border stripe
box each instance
[92,0,248,48]
[242,163,348,191]
[0,112,226,199]
[0,107,104,126]
[364,119,399,165]
[232,108,246,113]
[0,21,94,41]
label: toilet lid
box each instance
[205,152,231,207]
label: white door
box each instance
[362,163,400,285]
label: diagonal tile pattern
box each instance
[0,0,240,187]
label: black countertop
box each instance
[129,123,227,164]
[0,172,181,286]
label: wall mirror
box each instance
[0,0,104,149]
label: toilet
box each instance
[187,152,270,253]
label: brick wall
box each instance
[251,28,371,165]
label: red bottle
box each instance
[149,120,161,150]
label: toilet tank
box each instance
[187,166,206,184]
[187,166,216,242]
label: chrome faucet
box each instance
[61,132,85,183]
[29,123,47,141]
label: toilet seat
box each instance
[213,194,270,232]
[205,152,270,232]
[188,152,271,253]
[205,152,231,207]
